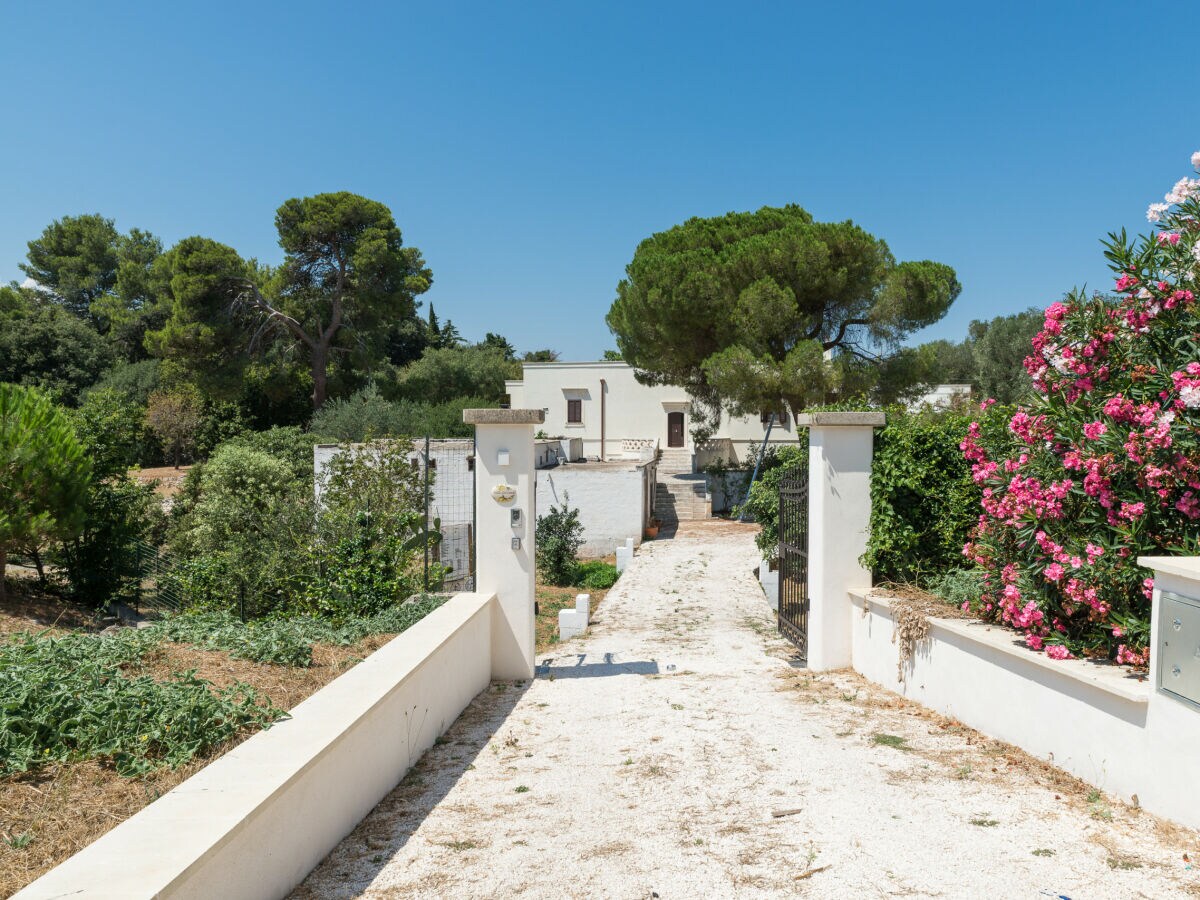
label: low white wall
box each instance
[17,593,496,900]
[536,465,645,556]
[848,590,1200,831]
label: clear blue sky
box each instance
[1,2,1196,360]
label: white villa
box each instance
[504,360,800,469]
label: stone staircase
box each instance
[651,448,711,524]
[657,449,694,476]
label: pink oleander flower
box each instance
[1157,232,1181,246]
[1082,421,1108,440]
[1044,562,1065,582]
[1112,626,1124,638]
[1025,633,1045,651]
[1045,645,1072,660]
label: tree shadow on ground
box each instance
[536,651,660,679]
[289,679,530,899]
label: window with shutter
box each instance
[567,399,582,423]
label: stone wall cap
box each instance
[463,408,546,425]
[795,411,886,427]
[1138,556,1200,582]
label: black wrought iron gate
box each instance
[777,465,809,659]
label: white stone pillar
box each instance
[465,408,543,680]
[796,412,884,671]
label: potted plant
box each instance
[644,518,661,539]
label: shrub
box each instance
[930,567,987,610]
[536,496,584,585]
[56,476,160,607]
[575,560,618,590]
[220,426,323,482]
[310,384,483,441]
[961,152,1200,665]
[56,391,162,607]
[306,441,439,617]
[863,406,1009,585]
[166,444,312,616]
[735,444,807,560]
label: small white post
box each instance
[466,408,543,680]
[796,412,885,671]
[616,545,632,572]
[575,592,590,624]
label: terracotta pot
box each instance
[644,526,660,539]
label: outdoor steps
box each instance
[655,475,709,522]
[657,449,694,476]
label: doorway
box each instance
[667,411,685,448]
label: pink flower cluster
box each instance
[959,152,1200,669]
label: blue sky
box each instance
[1,2,1197,360]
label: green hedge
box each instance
[862,406,1006,586]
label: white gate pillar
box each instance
[797,412,884,671]
[465,408,543,680]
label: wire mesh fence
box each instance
[415,437,477,593]
[132,541,184,614]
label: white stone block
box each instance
[758,561,779,611]
[575,593,591,623]
[625,537,635,551]
[559,608,587,640]
[616,546,632,572]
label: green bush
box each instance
[166,444,313,616]
[862,406,1009,586]
[574,560,618,589]
[310,384,484,441]
[735,444,807,560]
[930,567,987,609]
[536,496,584,586]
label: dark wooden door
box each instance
[667,411,685,447]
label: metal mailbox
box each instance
[1158,591,1200,707]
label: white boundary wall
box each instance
[848,585,1200,831]
[536,464,650,556]
[16,592,496,900]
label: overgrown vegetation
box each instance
[0,628,282,777]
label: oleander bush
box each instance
[961,152,1200,666]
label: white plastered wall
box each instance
[505,361,798,462]
[536,465,648,556]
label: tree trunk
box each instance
[311,342,329,410]
[30,548,46,587]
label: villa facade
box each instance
[504,361,798,467]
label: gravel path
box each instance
[296,522,1199,898]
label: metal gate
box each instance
[777,465,809,659]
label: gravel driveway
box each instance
[296,522,1198,898]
